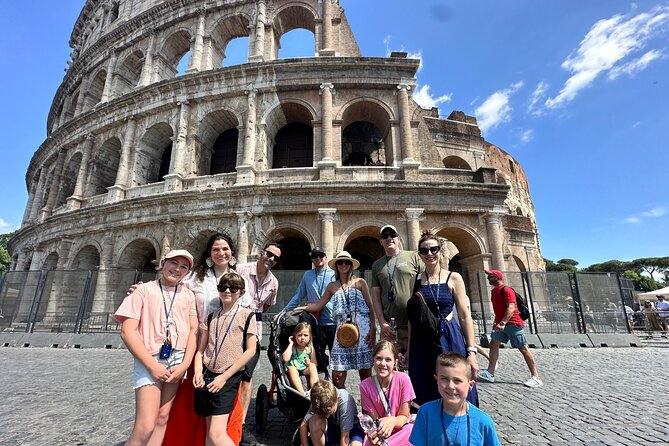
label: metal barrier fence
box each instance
[0,269,641,336]
[476,271,637,335]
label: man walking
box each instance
[235,242,282,445]
[478,269,543,388]
[281,246,337,351]
[370,224,423,353]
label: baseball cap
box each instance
[310,246,326,256]
[484,270,504,280]
[161,249,194,269]
[380,225,398,235]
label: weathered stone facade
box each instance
[10,0,544,308]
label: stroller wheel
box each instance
[255,384,270,434]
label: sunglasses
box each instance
[311,253,326,259]
[264,250,281,261]
[418,246,441,255]
[336,260,352,266]
[380,232,398,240]
[218,285,240,293]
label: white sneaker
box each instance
[524,376,543,388]
[478,369,495,383]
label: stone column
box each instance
[250,0,266,62]
[67,134,96,210]
[396,83,415,161]
[39,148,68,221]
[21,180,38,227]
[235,211,251,263]
[161,221,175,257]
[28,169,46,223]
[74,76,90,115]
[164,102,190,192]
[187,10,206,73]
[319,83,334,160]
[320,0,334,55]
[405,208,424,250]
[140,31,157,86]
[57,95,73,128]
[318,208,337,258]
[108,116,137,202]
[100,49,118,103]
[485,212,506,271]
[202,37,213,70]
[236,89,257,184]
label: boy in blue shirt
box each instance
[410,353,501,446]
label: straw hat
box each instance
[327,250,360,270]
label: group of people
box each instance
[114,224,541,446]
[641,295,669,334]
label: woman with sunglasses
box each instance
[299,251,376,389]
[406,231,480,406]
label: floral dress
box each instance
[330,285,372,371]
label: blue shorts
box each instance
[491,324,527,348]
[132,350,185,389]
[325,420,365,445]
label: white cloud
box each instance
[0,218,11,230]
[528,81,548,115]
[632,121,641,128]
[546,6,669,109]
[412,84,451,110]
[622,206,667,224]
[474,81,524,132]
[519,129,534,143]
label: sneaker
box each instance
[240,424,257,445]
[478,369,495,383]
[524,376,543,388]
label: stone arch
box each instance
[156,29,193,80]
[442,156,472,170]
[267,223,315,271]
[339,98,396,166]
[337,220,388,269]
[88,137,122,196]
[70,244,101,270]
[511,255,527,273]
[209,13,252,67]
[115,49,144,95]
[196,108,241,175]
[264,101,316,168]
[41,252,59,270]
[134,122,174,185]
[116,238,159,271]
[56,151,83,207]
[271,3,318,60]
[67,89,80,120]
[85,69,107,110]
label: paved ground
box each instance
[1,345,668,445]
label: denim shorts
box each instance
[132,349,185,389]
[491,324,527,348]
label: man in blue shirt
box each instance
[281,246,336,352]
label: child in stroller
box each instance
[255,309,331,435]
[282,321,320,396]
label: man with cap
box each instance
[478,270,543,388]
[280,246,337,352]
[655,295,669,332]
[370,224,424,354]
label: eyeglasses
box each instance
[310,253,326,259]
[380,232,398,240]
[218,285,241,293]
[336,260,352,266]
[418,246,441,255]
[263,250,281,261]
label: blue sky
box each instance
[1,1,668,268]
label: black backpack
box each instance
[502,286,530,321]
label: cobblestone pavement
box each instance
[1,346,668,445]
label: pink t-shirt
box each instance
[114,280,196,355]
[360,371,415,446]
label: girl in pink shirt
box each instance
[114,250,198,446]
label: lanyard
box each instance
[253,273,267,311]
[441,401,470,446]
[158,279,178,339]
[385,255,399,294]
[209,305,240,369]
[340,280,356,319]
[373,374,392,417]
[425,268,443,315]
[315,269,327,297]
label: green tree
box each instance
[622,270,660,292]
[0,231,14,272]
[582,259,631,274]
[544,257,578,272]
[629,257,669,283]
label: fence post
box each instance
[74,270,95,333]
[615,272,631,334]
[523,272,539,334]
[0,272,7,319]
[477,272,488,335]
[571,273,587,333]
[26,270,49,333]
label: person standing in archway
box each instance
[370,225,424,356]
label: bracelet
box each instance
[466,346,477,353]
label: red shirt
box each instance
[491,285,524,327]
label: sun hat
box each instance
[327,250,361,270]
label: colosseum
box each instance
[8,0,543,325]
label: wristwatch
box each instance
[466,346,477,355]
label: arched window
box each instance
[273,123,313,168]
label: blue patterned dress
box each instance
[330,286,372,371]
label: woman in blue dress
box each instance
[301,251,376,389]
[407,231,480,406]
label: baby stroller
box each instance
[255,309,330,437]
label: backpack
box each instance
[502,286,530,321]
[206,309,261,378]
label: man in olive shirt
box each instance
[371,224,423,353]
